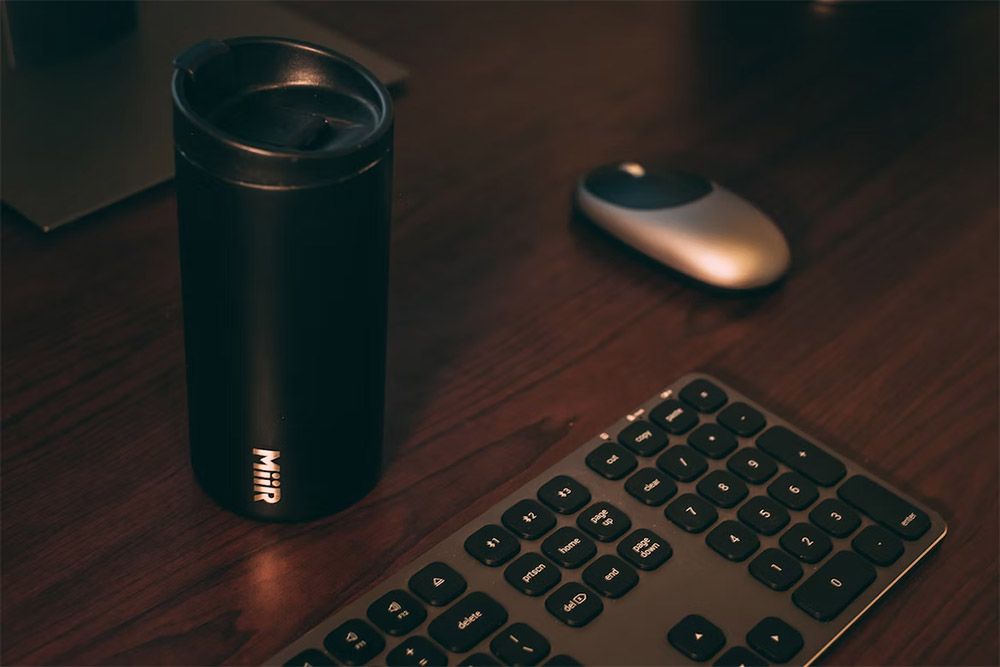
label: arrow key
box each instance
[747,617,803,663]
[490,622,550,666]
[713,646,768,667]
[668,614,726,662]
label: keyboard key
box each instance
[545,582,603,627]
[667,614,726,662]
[680,378,728,413]
[746,617,803,663]
[706,520,760,562]
[284,649,336,666]
[490,623,550,666]
[749,548,803,591]
[713,646,767,667]
[665,493,718,533]
[465,525,520,566]
[756,426,846,486]
[618,528,674,571]
[792,550,877,621]
[324,619,385,665]
[367,589,427,636]
[656,445,708,482]
[688,423,738,458]
[427,592,508,653]
[409,562,467,607]
[717,402,766,437]
[582,555,639,598]
[542,656,582,666]
[541,527,596,568]
[838,475,931,540]
[649,399,699,434]
[577,502,631,541]
[767,472,818,511]
[618,420,669,456]
[625,467,677,506]
[504,553,561,596]
[459,653,500,666]
[852,525,904,566]
[502,500,556,540]
[809,498,860,538]
[617,528,673,570]
[779,523,832,563]
[537,475,591,514]
[727,448,777,484]
[585,442,637,479]
[386,636,448,666]
[697,470,748,508]
[738,496,790,535]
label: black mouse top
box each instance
[581,163,714,210]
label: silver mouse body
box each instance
[576,163,790,290]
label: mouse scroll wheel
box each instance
[618,162,646,177]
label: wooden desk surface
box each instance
[2,2,997,665]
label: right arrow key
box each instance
[746,616,803,663]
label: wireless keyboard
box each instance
[268,373,946,667]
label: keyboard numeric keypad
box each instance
[749,548,803,591]
[656,445,708,482]
[665,493,718,533]
[697,470,748,508]
[625,467,677,506]
[738,496,790,535]
[780,523,832,563]
[727,448,778,484]
[768,472,818,511]
[706,520,760,561]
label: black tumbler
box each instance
[171,37,393,522]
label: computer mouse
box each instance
[575,162,791,290]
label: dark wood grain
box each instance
[2,2,997,665]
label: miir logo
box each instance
[252,448,281,503]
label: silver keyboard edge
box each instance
[266,371,948,667]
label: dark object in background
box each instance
[1,0,136,68]
[172,37,394,522]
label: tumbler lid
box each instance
[172,37,393,186]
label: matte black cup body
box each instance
[172,37,393,521]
